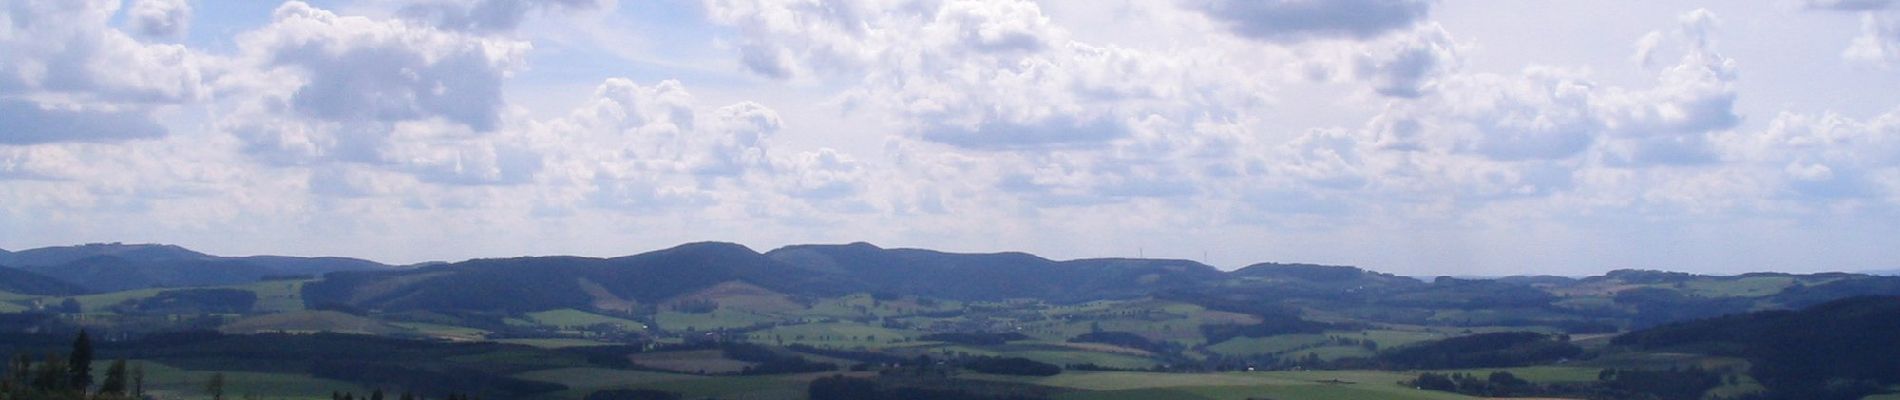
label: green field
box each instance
[745,322,918,348]
[390,321,490,340]
[627,349,757,374]
[220,310,405,335]
[494,338,622,348]
[124,360,368,400]
[53,279,317,314]
[976,371,1478,400]
[611,373,826,400]
[513,367,704,399]
[1678,276,1798,297]
[657,309,781,331]
[526,308,648,332]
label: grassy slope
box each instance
[115,360,367,400]
[526,308,648,332]
[976,371,1477,400]
[512,367,704,399]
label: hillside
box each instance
[765,242,1225,302]
[2,243,390,292]
[0,265,88,295]
[0,243,210,266]
[303,242,843,312]
[1614,296,1900,399]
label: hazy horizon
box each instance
[4,0,1900,276]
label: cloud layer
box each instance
[0,0,1896,275]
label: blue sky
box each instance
[2,0,1898,275]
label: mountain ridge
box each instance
[0,242,392,293]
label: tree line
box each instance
[1,330,145,400]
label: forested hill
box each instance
[292,241,1900,328]
[303,241,1229,312]
[764,242,1226,302]
[1614,296,1900,399]
[0,243,390,293]
[10,241,1900,331]
[0,265,88,296]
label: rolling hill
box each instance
[1614,296,1900,399]
[303,242,847,313]
[0,265,88,295]
[764,242,1226,302]
[303,242,1233,313]
[2,243,391,292]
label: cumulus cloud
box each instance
[1801,0,1900,66]
[1802,0,1899,11]
[1184,0,1431,42]
[129,0,192,38]
[0,100,167,145]
[533,77,864,213]
[243,2,528,132]
[707,0,1268,151]
[399,0,605,33]
[0,0,205,103]
[0,0,204,144]
[1215,8,1749,223]
[1352,24,1459,98]
[1717,109,1900,201]
[1596,9,1739,165]
[219,1,535,183]
[1844,12,1900,66]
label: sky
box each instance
[1,0,1898,276]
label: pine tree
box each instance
[31,353,67,392]
[5,354,31,390]
[131,362,145,399]
[98,358,128,397]
[371,388,385,400]
[70,329,94,391]
[205,372,226,400]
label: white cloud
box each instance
[1183,0,1431,43]
[1717,108,1900,202]
[1802,0,1900,11]
[0,99,167,144]
[1,0,1897,274]
[398,0,607,33]
[1352,23,1460,98]
[1845,11,1900,66]
[129,0,192,38]
[219,1,538,185]
[240,2,529,132]
[707,0,1274,151]
[0,0,205,146]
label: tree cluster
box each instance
[1,331,144,400]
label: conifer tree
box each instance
[131,362,145,399]
[98,358,128,397]
[70,329,94,391]
[205,372,226,400]
[31,353,67,392]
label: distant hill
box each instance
[0,242,210,266]
[295,240,1900,321]
[303,242,845,313]
[1614,296,1900,399]
[2,243,389,292]
[765,242,1225,302]
[0,265,88,295]
[303,241,1228,313]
